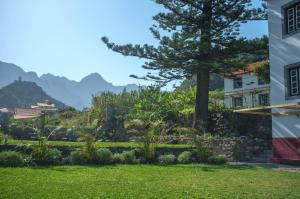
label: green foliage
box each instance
[69,151,86,165]
[177,151,192,164]
[102,0,268,129]
[96,148,113,165]
[208,154,228,165]
[254,60,270,83]
[81,133,97,163]
[158,154,176,165]
[0,151,24,167]
[30,135,51,165]
[112,153,125,164]
[125,119,165,162]
[46,148,62,165]
[0,131,4,144]
[193,135,214,163]
[120,151,138,164]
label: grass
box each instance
[0,165,300,199]
[7,139,192,148]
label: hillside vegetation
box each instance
[0,80,67,109]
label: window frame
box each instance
[233,77,243,89]
[258,93,270,106]
[285,62,300,100]
[232,96,243,107]
[282,0,300,37]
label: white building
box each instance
[224,62,270,108]
[267,0,300,164]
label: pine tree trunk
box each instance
[193,0,213,132]
[193,69,210,131]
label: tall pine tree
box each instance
[102,0,268,131]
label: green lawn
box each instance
[7,139,191,148]
[0,165,299,199]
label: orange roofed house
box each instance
[224,62,270,108]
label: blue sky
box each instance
[0,0,268,86]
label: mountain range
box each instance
[0,81,67,110]
[0,61,138,109]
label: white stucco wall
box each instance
[268,0,300,138]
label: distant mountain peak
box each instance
[0,61,139,110]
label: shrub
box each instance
[194,145,213,163]
[96,148,113,165]
[177,151,192,164]
[69,151,86,165]
[0,151,24,167]
[0,131,4,144]
[158,154,176,165]
[121,151,139,164]
[45,148,62,165]
[208,154,228,165]
[112,153,124,164]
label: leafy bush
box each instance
[177,151,192,164]
[46,148,62,165]
[69,151,86,165]
[0,151,24,167]
[208,154,228,165]
[96,148,113,165]
[158,154,176,165]
[120,151,139,164]
[112,153,125,164]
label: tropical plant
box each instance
[125,119,165,162]
[81,133,97,163]
[30,134,50,165]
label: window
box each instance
[285,2,300,34]
[233,97,243,107]
[259,94,270,106]
[233,77,242,89]
[288,67,300,96]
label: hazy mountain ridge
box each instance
[0,81,67,109]
[0,61,139,109]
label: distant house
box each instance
[0,108,14,117]
[224,62,270,108]
[14,108,42,120]
[14,100,57,120]
[30,100,57,113]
